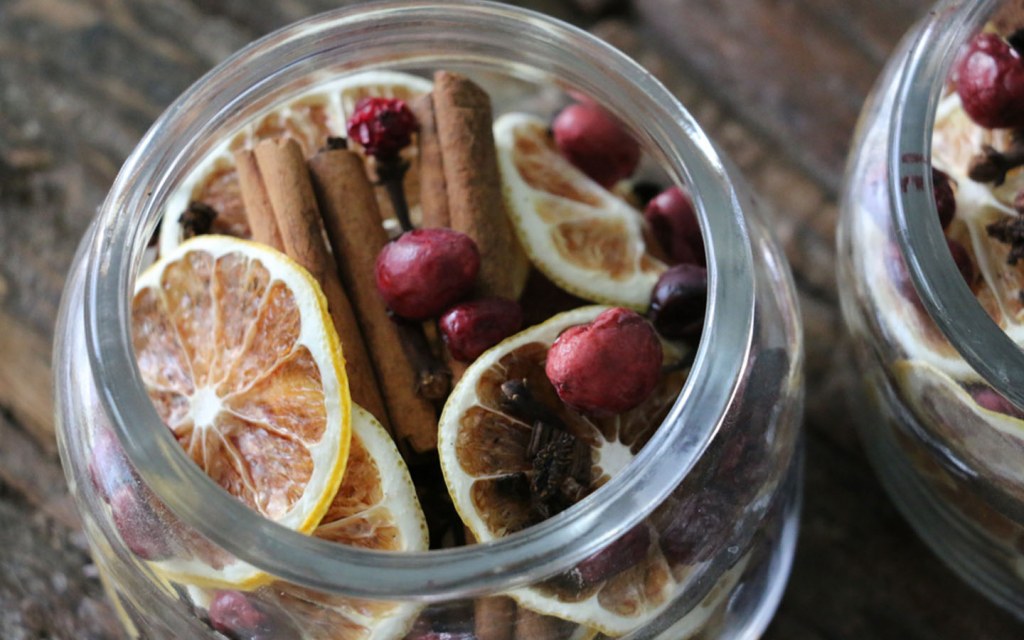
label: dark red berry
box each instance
[545,307,663,415]
[648,264,707,342]
[209,591,297,640]
[658,490,730,565]
[552,103,641,188]
[346,97,418,160]
[109,485,174,561]
[375,228,480,320]
[954,33,1024,129]
[644,186,705,266]
[88,428,136,504]
[970,386,1024,418]
[947,238,975,286]
[560,525,651,589]
[932,168,956,229]
[439,298,523,362]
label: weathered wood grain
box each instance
[1,0,1023,638]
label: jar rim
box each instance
[83,0,756,599]
[889,0,1024,411]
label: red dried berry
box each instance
[346,97,419,159]
[648,263,707,342]
[644,186,705,266]
[88,428,136,504]
[545,307,663,414]
[439,298,523,362]
[954,32,1024,129]
[109,485,174,561]
[561,525,651,590]
[970,386,1024,418]
[932,168,956,230]
[552,102,641,188]
[947,237,975,286]
[375,228,480,320]
[209,591,297,640]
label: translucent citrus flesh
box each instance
[494,113,666,310]
[133,235,351,587]
[438,307,690,634]
[159,71,433,255]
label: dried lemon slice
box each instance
[158,71,433,255]
[438,306,691,635]
[493,113,667,310]
[133,235,352,588]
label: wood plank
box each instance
[0,311,56,451]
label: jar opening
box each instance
[84,0,756,598]
[889,0,1024,412]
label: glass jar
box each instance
[54,2,804,638]
[839,0,1024,615]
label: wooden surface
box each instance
[2,0,1023,637]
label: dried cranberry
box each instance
[932,168,956,229]
[346,97,418,160]
[970,386,1024,419]
[947,238,975,286]
[375,228,480,320]
[109,485,174,561]
[644,186,705,266]
[208,591,297,640]
[658,491,731,565]
[954,32,1024,129]
[439,297,523,362]
[552,102,640,188]
[545,307,662,414]
[559,525,651,590]
[88,428,136,504]
[648,264,707,342]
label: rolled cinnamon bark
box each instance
[432,71,529,299]
[248,138,389,428]
[309,148,444,453]
[514,608,574,640]
[235,151,285,252]
[409,93,450,228]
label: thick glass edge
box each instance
[83,0,757,598]
[890,0,1024,411]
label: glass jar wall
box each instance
[54,3,804,638]
[839,0,1024,616]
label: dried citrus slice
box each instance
[133,235,352,588]
[493,113,667,310]
[437,306,691,635]
[892,359,1024,482]
[158,71,433,255]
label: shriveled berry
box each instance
[644,186,705,266]
[375,228,480,320]
[648,264,707,342]
[954,32,1024,129]
[209,591,297,640]
[88,428,136,504]
[109,485,174,561]
[545,307,662,414]
[932,168,956,230]
[439,297,523,362]
[346,97,419,159]
[559,525,651,590]
[552,103,641,188]
[947,237,975,286]
[970,386,1024,419]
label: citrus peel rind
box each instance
[134,235,352,589]
[493,113,666,310]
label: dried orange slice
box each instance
[437,306,691,635]
[158,71,433,255]
[493,113,667,310]
[133,235,352,587]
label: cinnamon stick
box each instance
[246,138,389,428]
[514,608,574,640]
[309,148,443,453]
[409,93,450,228]
[235,151,285,251]
[462,527,516,640]
[432,71,529,299]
